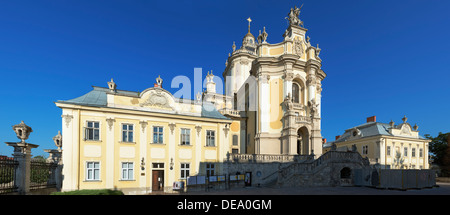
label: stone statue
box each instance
[308,100,319,116]
[286,5,303,27]
[284,93,293,110]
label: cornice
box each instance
[54,102,232,123]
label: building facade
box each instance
[55,6,326,193]
[218,7,325,156]
[323,116,431,169]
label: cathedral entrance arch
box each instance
[297,127,309,155]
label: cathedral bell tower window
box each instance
[292,83,300,104]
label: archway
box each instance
[340,167,351,179]
[297,127,309,155]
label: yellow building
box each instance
[323,116,431,169]
[56,77,242,194]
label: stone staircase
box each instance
[270,151,371,187]
[224,150,371,188]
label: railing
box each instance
[228,153,314,163]
[0,158,18,194]
[277,151,370,180]
[220,109,242,117]
[232,49,256,56]
[30,158,57,190]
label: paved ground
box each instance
[179,182,450,195]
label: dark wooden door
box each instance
[152,170,164,191]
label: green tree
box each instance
[425,132,449,165]
[425,132,450,176]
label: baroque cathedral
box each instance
[210,6,326,157]
[55,6,326,193]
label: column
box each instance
[259,74,270,132]
[195,125,202,175]
[5,142,38,194]
[139,121,148,192]
[168,123,176,190]
[105,117,115,189]
[45,149,63,190]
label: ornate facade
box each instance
[55,6,327,193]
[323,116,431,169]
[214,6,326,157]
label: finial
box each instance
[247,17,252,33]
[155,75,163,88]
[389,120,395,127]
[413,123,418,131]
[257,30,262,44]
[402,115,407,123]
[108,78,117,93]
[12,120,33,143]
[261,26,268,43]
[232,41,236,51]
[53,130,62,150]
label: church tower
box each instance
[221,6,326,157]
[223,17,258,97]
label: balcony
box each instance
[220,109,244,118]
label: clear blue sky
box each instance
[0,0,449,157]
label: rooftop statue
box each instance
[286,5,303,27]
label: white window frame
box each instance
[404,147,408,157]
[85,121,100,141]
[180,163,190,179]
[387,146,391,157]
[232,134,239,146]
[206,130,215,147]
[153,126,164,144]
[206,163,215,176]
[412,148,416,157]
[121,162,134,181]
[362,145,368,155]
[86,161,100,181]
[292,82,300,104]
[121,123,134,143]
[419,148,423,158]
[180,128,191,145]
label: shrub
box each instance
[51,189,124,195]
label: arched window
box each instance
[292,83,300,103]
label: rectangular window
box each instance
[419,148,423,158]
[404,147,408,157]
[362,145,368,155]
[206,130,215,146]
[121,162,134,180]
[206,163,215,176]
[86,161,100,181]
[180,163,190,179]
[232,149,239,154]
[232,135,239,146]
[412,148,416,157]
[387,146,391,157]
[153,126,164,144]
[180,128,190,145]
[85,121,100,141]
[152,163,164,169]
[122,124,134,142]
